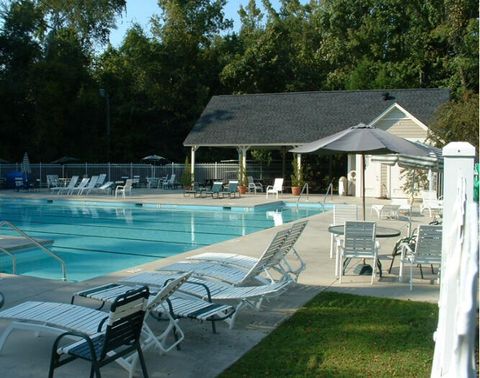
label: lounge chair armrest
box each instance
[266,185,273,191]
[51,330,98,357]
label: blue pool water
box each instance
[0,199,327,281]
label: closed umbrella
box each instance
[51,156,79,164]
[290,123,428,219]
[21,152,31,175]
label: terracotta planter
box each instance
[291,186,301,196]
[238,185,247,194]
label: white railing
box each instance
[0,220,67,281]
[296,183,309,208]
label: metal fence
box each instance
[0,162,283,188]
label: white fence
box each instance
[0,162,280,188]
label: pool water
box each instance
[0,199,326,281]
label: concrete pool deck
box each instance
[0,190,440,377]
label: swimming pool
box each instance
[0,199,327,281]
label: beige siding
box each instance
[373,107,428,139]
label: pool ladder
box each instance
[0,220,67,281]
[295,183,309,209]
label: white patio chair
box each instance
[399,225,442,290]
[115,179,133,198]
[330,205,358,276]
[248,176,263,193]
[338,221,379,285]
[162,174,176,189]
[420,190,443,217]
[46,175,59,188]
[89,181,113,195]
[265,178,284,199]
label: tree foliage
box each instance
[0,0,477,163]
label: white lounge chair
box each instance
[187,220,308,282]
[53,176,79,195]
[338,221,379,285]
[77,175,98,195]
[399,225,442,290]
[248,176,263,193]
[115,179,133,198]
[158,229,291,286]
[265,178,284,199]
[93,272,293,329]
[89,181,114,195]
[0,273,192,370]
[73,278,237,332]
[68,177,90,195]
[371,204,401,219]
[95,173,107,187]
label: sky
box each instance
[110,0,293,47]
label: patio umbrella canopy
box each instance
[51,156,80,164]
[370,142,443,171]
[290,123,428,219]
[142,155,170,178]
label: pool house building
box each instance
[184,88,450,199]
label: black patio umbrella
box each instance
[142,155,170,178]
[290,123,428,219]
[51,156,80,164]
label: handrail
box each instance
[0,220,67,281]
[322,181,334,206]
[0,247,16,274]
[296,183,309,208]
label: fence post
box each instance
[130,162,133,179]
[431,142,476,377]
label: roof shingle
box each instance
[184,88,450,147]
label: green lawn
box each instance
[221,291,438,377]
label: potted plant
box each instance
[238,164,248,194]
[180,156,193,189]
[290,159,304,196]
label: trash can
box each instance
[338,176,347,196]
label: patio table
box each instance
[328,225,401,277]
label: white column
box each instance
[190,146,198,185]
[431,142,476,377]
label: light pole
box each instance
[99,88,111,161]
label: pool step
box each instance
[0,236,54,253]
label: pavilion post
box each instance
[190,146,198,186]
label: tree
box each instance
[428,92,479,151]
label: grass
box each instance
[221,291,438,377]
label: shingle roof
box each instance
[184,88,450,147]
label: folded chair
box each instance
[186,220,308,282]
[399,225,442,290]
[157,229,290,286]
[0,273,192,375]
[338,221,379,285]
[48,286,150,378]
